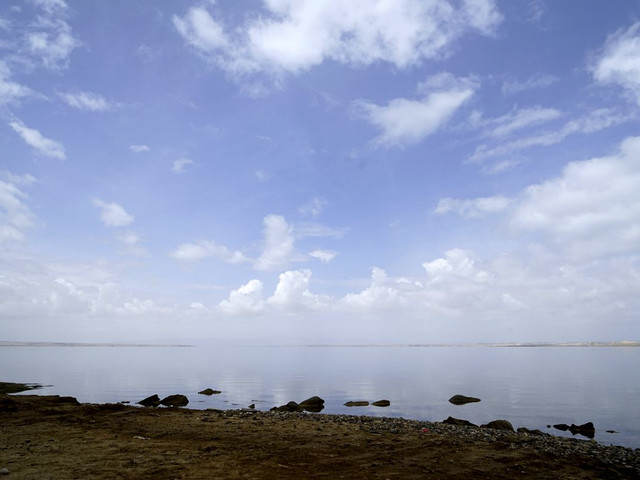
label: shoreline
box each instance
[1,391,639,479]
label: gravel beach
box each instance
[1,392,639,479]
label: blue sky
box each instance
[1,0,639,344]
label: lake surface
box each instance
[2,345,639,449]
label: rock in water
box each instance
[137,394,160,407]
[482,420,514,432]
[160,394,189,407]
[198,388,221,395]
[344,401,370,407]
[570,422,595,439]
[300,396,325,412]
[448,394,481,405]
[553,423,571,431]
[371,400,391,407]
[442,416,477,427]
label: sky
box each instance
[1,0,640,345]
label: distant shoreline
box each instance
[2,340,639,348]
[0,341,194,348]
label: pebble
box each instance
[0,468,8,475]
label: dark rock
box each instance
[448,394,481,405]
[606,430,618,434]
[371,399,391,407]
[198,388,221,395]
[271,401,303,413]
[344,401,370,407]
[442,416,477,427]
[137,394,160,407]
[160,394,189,407]
[482,420,514,432]
[553,423,571,431]
[570,422,595,439]
[300,396,325,412]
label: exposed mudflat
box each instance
[1,393,639,479]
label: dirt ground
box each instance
[1,393,638,479]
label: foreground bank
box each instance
[1,394,638,479]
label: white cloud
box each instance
[342,267,421,311]
[115,231,147,257]
[511,135,640,258]
[434,195,510,218]
[592,21,640,105]
[470,108,630,163]
[0,179,36,245]
[299,197,327,217]
[8,119,66,159]
[0,62,35,106]
[474,106,562,138]
[501,74,558,95]
[172,157,194,173]
[174,0,502,78]
[356,73,475,148]
[25,0,80,70]
[171,239,248,264]
[58,91,113,111]
[93,199,135,227]
[254,214,296,271]
[267,269,328,310]
[309,249,338,263]
[219,279,264,315]
[129,144,150,153]
[423,248,490,283]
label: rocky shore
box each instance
[1,392,638,479]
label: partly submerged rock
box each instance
[448,394,481,405]
[570,422,595,439]
[270,401,303,413]
[299,396,325,412]
[553,423,571,431]
[344,401,370,407]
[160,394,189,407]
[442,416,477,427]
[482,420,514,432]
[198,388,221,395]
[137,394,160,407]
[371,400,391,407]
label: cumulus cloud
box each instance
[8,119,66,159]
[423,248,490,283]
[58,91,113,111]
[254,214,296,271]
[93,199,135,227]
[173,0,502,78]
[356,73,475,148]
[434,195,511,218]
[511,135,640,258]
[171,240,248,264]
[592,21,640,105]
[267,269,328,310]
[219,279,264,315]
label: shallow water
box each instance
[2,345,639,448]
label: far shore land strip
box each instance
[1,340,639,348]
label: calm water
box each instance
[2,345,639,449]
